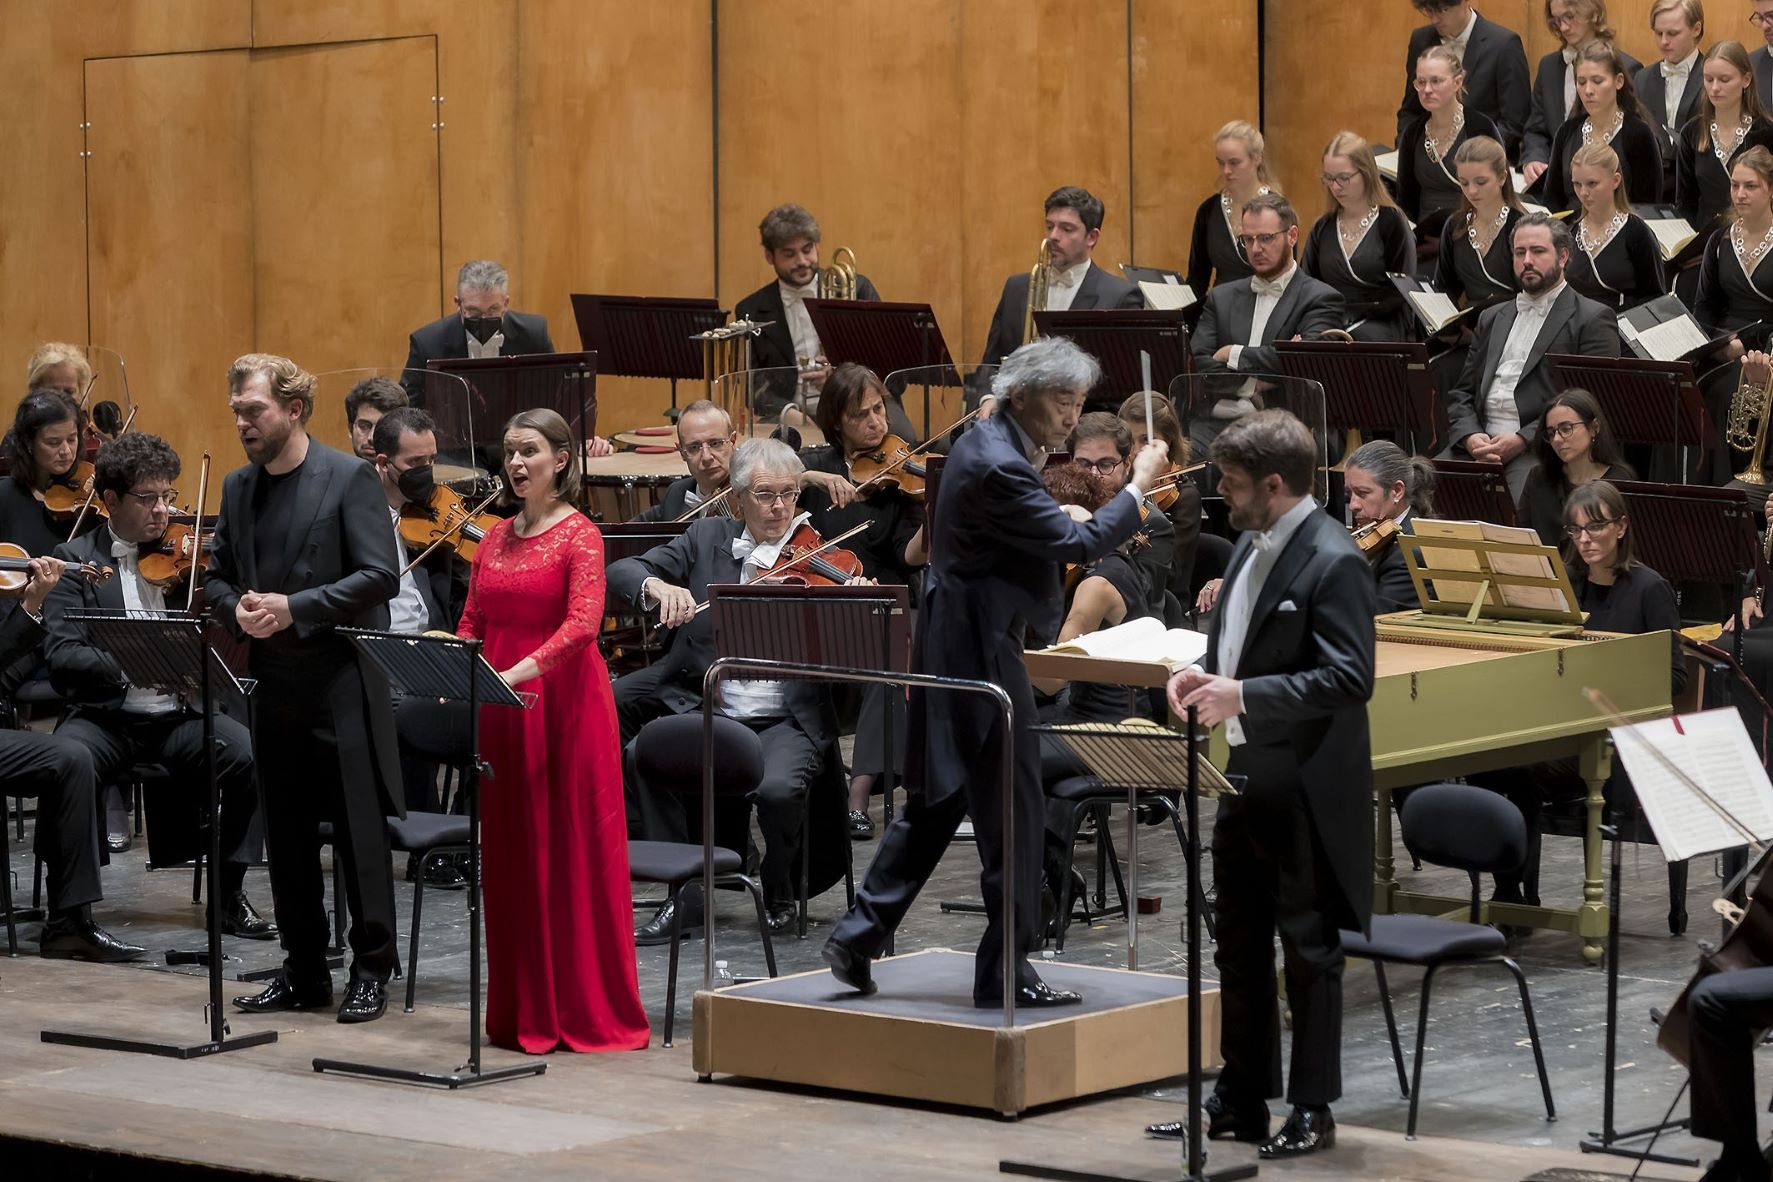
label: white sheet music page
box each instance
[1610,708,1773,862]
[1633,314,1710,362]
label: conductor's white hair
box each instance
[456,259,509,294]
[989,336,1102,401]
[731,437,804,491]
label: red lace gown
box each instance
[457,512,649,1053]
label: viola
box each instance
[0,541,112,595]
[849,435,928,500]
[399,484,502,563]
[137,523,214,590]
[761,521,867,587]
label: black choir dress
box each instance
[1540,112,1665,213]
[1300,206,1416,341]
[1396,108,1501,227]
[1185,191,1261,297]
[1435,205,1524,312]
[1565,213,1666,312]
[1695,224,1773,338]
[1675,118,1773,232]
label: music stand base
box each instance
[1001,1159,1259,1182]
[311,1056,546,1090]
[41,1027,278,1060]
[237,955,343,983]
[1578,1120,1699,1168]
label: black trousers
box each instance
[1689,966,1773,1162]
[55,709,259,896]
[1211,768,1346,1108]
[0,729,99,912]
[252,667,397,985]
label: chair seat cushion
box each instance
[385,812,471,852]
[1341,914,1507,963]
[627,840,743,884]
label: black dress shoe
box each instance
[233,974,333,1013]
[847,809,874,840]
[218,891,278,940]
[1258,1105,1335,1159]
[337,979,388,1024]
[975,980,1084,1009]
[635,896,702,946]
[105,833,133,855]
[406,854,467,890]
[1147,1092,1270,1142]
[764,901,798,934]
[821,936,876,995]
[38,918,146,963]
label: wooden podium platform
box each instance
[691,949,1220,1117]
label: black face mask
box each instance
[395,463,436,505]
[463,315,503,345]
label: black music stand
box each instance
[571,294,726,410]
[40,612,277,1061]
[804,299,955,439]
[1273,340,1440,453]
[1546,354,1709,475]
[312,629,544,1090]
[1033,309,1191,411]
[1430,458,1520,526]
[1612,480,1765,662]
[431,351,598,503]
[1000,710,1253,1182]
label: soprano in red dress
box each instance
[458,511,649,1053]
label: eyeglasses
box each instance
[122,489,178,506]
[1551,12,1580,28]
[1073,457,1124,475]
[745,487,799,507]
[1545,420,1591,439]
[1565,519,1620,538]
[1753,12,1772,29]
[681,439,731,458]
[1321,172,1360,188]
[1235,231,1289,249]
[1410,77,1454,90]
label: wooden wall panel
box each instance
[249,38,444,456]
[84,51,253,505]
[1132,0,1261,274]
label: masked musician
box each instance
[632,400,738,523]
[609,438,862,937]
[345,376,407,464]
[43,432,273,942]
[1342,439,1436,614]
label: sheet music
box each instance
[1139,280,1196,311]
[1043,616,1208,669]
[1611,708,1773,862]
[1629,313,1711,362]
[1376,150,1399,180]
[1642,217,1699,261]
[1406,289,1464,331]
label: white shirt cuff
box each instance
[1227,344,1244,370]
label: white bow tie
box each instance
[731,536,758,563]
[1250,530,1279,554]
[110,537,137,562]
[1662,60,1690,79]
[1049,266,1080,289]
[1515,290,1554,314]
[1251,276,1287,298]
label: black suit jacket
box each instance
[1189,269,1348,376]
[400,310,554,402]
[1755,46,1773,115]
[43,524,140,710]
[1396,16,1532,159]
[979,262,1143,368]
[1446,286,1620,448]
[631,476,698,524]
[1635,56,1703,158]
[1208,507,1377,933]
[204,439,403,814]
[1522,45,1643,166]
[1370,512,1418,615]
[733,274,883,419]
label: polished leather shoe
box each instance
[821,936,876,995]
[337,979,388,1024]
[105,832,133,855]
[635,896,702,946]
[1258,1105,1335,1159]
[38,918,145,963]
[847,809,874,840]
[217,891,278,940]
[406,854,467,891]
[233,975,332,1013]
[1147,1092,1270,1142]
[764,901,798,934]
[975,980,1084,1009]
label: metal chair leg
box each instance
[192,850,204,905]
[1372,961,1409,1098]
[3,825,16,957]
[132,778,144,837]
[1157,795,1214,940]
[1406,963,1439,1141]
[32,855,42,910]
[741,874,779,977]
[1053,804,1089,952]
[797,803,810,939]
[405,853,428,1013]
[663,881,685,1049]
[1096,809,1130,917]
[1501,957,1556,1121]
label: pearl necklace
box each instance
[1581,110,1624,146]
[1576,211,1626,256]
[1468,204,1508,253]
[1424,105,1465,165]
[1712,114,1753,168]
[1733,218,1773,268]
[1338,206,1380,253]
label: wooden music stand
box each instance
[1273,339,1442,454]
[431,351,598,504]
[1545,354,1709,464]
[803,299,955,439]
[1033,308,1190,412]
[1393,530,1587,633]
[1431,458,1520,527]
[570,294,726,410]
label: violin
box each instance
[762,521,867,586]
[137,522,214,590]
[1351,517,1401,562]
[399,484,503,563]
[0,541,113,594]
[43,464,103,522]
[849,435,928,501]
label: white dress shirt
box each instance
[466,328,504,360]
[1227,263,1297,371]
[387,505,430,634]
[112,538,179,715]
[1561,45,1579,119]
[1442,8,1476,55]
[1660,51,1698,131]
[779,278,823,365]
[1215,495,1319,746]
[717,512,811,722]
[1483,281,1566,438]
[1043,260,1093,313]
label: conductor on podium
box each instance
[823,336,1168,1008]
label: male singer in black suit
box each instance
[978,186,1144,372]
[44,432,274,942]
[1752,0,1773,111]
[1149,409,1375,1159]
[1396,1,1532,159]
[1446,213,1620,498]
[823,337,1169,1008]
[208,354,404,1025]
[735,204,884,426]
[1636,0,1705,168]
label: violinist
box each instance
[0,389,95,559]
[1342,440,1436,614]
[25,342,92,398]
[631,400,737,523]
[1118,391,1203,598]
[1068,412,1173,620]
[42,432,274,941]
[608,437,860,939]
[346,376,407,463]
[800,363,929,838]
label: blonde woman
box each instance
[25,342,92,397]
[1675,41,1773,232]
[1185,120,1281,296]
[1564,141,1665,310]
[1301,132,1416,340]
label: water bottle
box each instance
[715,959,734,985]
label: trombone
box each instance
[1021,239,1052,346]
[817,247,859,300]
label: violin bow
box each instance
[672,485,732,523]
[398,482,503,578]
[851,405,982,494]
[686,520,873,618]
[1142,460,1209,500]
[66,405,139,540]
[186,451,211,613]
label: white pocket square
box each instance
[1276,600,1299,613]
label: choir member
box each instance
[1638,0,1705,172]
[1303,131,1416,340]
[344,376,407,464]
[1343,439,1436,614]
[1522,0,1642,186]
[1695,145,1773,338]
[1396,0,1531,160]
[1517,388,1635,545]
[1678,42,1773,235]
[1565,142,1668,310]
[1436,135,1528,312]
[1117,391,1203,601]
[1397,47,1502,229]
[1541,42,1665,213]
[1186,122,1282,299]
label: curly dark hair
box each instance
[345,376,407,428]
[1042,459,1112,513]
[94,432,180,499]
[7,388,80,491]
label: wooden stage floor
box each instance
[0,956,1704,1182]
